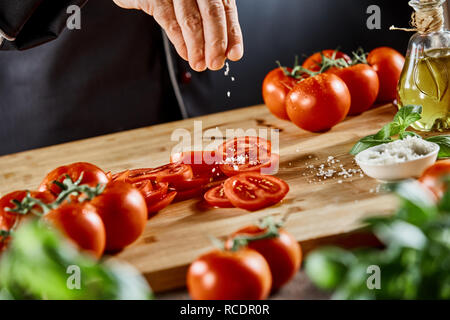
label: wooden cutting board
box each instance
[0,103,399,292]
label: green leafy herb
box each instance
[305,179,450,300]
[0,221,153,300]
[426,135,450,159]
[350,105,450,159]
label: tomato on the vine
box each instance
[38,162,109,195]
[44,202,106,259]
[302,49,352,72]
[262,67,298,120]
[0,190,55,230]
[286,73,351,132]
[90,181,147,251]
[327,64,379,115]
[226,225,302,291]
[187,248,272,300]
[367,47,405,102]
[223,172,289,211]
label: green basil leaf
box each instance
[399,131,422,139]
[349,135,391,155]
[426,135,450,159]
[393,105,422,132]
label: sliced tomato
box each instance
[147,191,177,214]
[111,170,130,182]
[218,137,272,163]
[125,164,193,184]
[133,180,169,208]
[204,185,234,208]
[223,173,289,211]
[219,153,280,177]
[169,175,210,191]
[174,187,204,202]
[171,151,219,175]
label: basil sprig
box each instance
[350,105,450,159]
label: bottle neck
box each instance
[409,0,446,34]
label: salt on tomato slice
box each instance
[147,191,177,214]
[126,164,193,184]
[219,153,280,177]
[204,185,234,208]
[223,172,289,211]
[217,136,272,163]
[171,151,219,175]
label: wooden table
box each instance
[0,104,399,293]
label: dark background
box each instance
[1,0,447,155]
[190,0,415,116]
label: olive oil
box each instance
[398,48,450,131]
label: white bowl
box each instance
[355,142,439,181]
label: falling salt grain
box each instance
[231,77,235,81]
[227,91,231,98]
[224,62,230,76]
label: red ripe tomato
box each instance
[419,160,450,199]
[262,67,298,120]
[327,64,379,115]
[302,49,352,72]
[0,190,55,230]
[226,225,302,291]
[173,188,202,202]
[90,181,147,251]
[187,248,272,300]
[38,162,109,195]
[223,172,289,211]
[126,164,193,185]
[367,47,405,102]
[286,73,351,132]
[204,185,233,208]
[133,180,169,208]
[44,202,106,259]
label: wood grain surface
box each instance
[0,103,399,292]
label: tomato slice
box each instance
[218,136,272,164]
[112,170,130,182]
[126,164,193,184]
[169,175,210,191]
[219,153,280,177]
[174,187,204,202]
[204,185,234,208]
[147,191,177,214]
[223,173,289,211]
[132,180,169,208]
[171,150,219,174]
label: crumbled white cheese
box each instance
[356,136,437,166]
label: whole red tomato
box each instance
[0,190,55,231]
[302,49,352,72]
[187,248,272,300]
[327,64,379,115]
[38,162,109,195]
[419,160,450,199]
[226,225,302,291]
[44,202,106,259]
[286,73,351,132]
[90,181,147,251]
[367,47,405,102]
[262,67,297,120]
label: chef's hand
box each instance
[113,0,244,71]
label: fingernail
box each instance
[228,44,243,61]
[211,58,225,70]
[193,61,206,72]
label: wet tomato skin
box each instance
[187,248,272,300]
[227,225,302,291]
[262,67,297,120]
[38,162,109,196]
[44,202,106,259]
